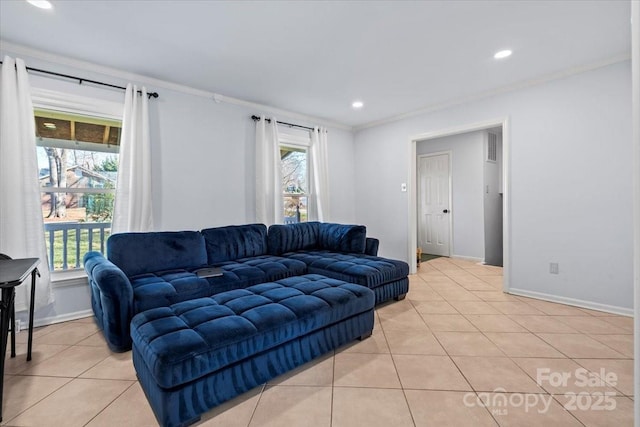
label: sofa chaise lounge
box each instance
[132,274,375,427]
[84,222,409,352]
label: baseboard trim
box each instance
[26,309,94,329]
[509,288,633,317]
[451,255,484,263]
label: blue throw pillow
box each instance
[107,231,208,277]
[318,223,367,253]
[201,224,268,264]
[267,222,320,255]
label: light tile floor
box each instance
[2,258,634,426]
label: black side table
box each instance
[0,257,39,423]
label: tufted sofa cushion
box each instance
[129,255,307,313]
[231,255,307,281]
[284,251,409,289]
[131,274,374,389]
[130,269,243,313]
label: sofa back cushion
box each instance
[267,222,320,255]
[107,231,207,277]
[318,223,367,254]
[201,224,268,263]
[268,222,367,255]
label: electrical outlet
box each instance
[549,263,559,274]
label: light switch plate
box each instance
[401,183,407,192]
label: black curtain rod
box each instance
[0,61,159,99]
[251,115,315,132]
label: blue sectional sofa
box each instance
[84,222,409,352]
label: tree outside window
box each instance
[281,146,308,223]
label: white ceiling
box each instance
[0,0,631,128]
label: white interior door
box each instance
[418,153,451,256]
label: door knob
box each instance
[443,209,449,213]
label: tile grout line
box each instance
[458,262,623,425]
[430,261,503,425]
[410,283,505,424]
[329,349,335,427]
[2,375,74,425]
[81,380,138,427]
[441,262,560,427]
[244,383,266,427]
[379,318,418,427]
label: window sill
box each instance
[51,269,88,288]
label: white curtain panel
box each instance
[0,56,53,310]
[112,84,154,233]
[309,127,330,222]
[255,116,283,225]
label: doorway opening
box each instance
[408,118,510,292]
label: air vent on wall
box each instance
[487,133,498,162]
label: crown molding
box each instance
[0,40,352,132]
[1,40,212,97]
[354,52,631,132]
[3,40,628,134]
[212,93,351,131]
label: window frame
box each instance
[279,129,311,224]
[32,88,124,281]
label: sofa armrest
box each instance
[84,251,135,352]
[365,238,379,256]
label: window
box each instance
[279,128,311,224]
[281,145,308,223]
[35,109,121,271]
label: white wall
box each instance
[150,91,357,230]
[631,0,640,416]
[355,61,633,312]
[416,131,485,260]
[1,48,356,324]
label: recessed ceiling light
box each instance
[494,50,512,59]
[43,122,56,129]
[351,101,364,109]
[26,0,53,9]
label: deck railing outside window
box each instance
[283,194,307,224]
[44,222,111,271]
